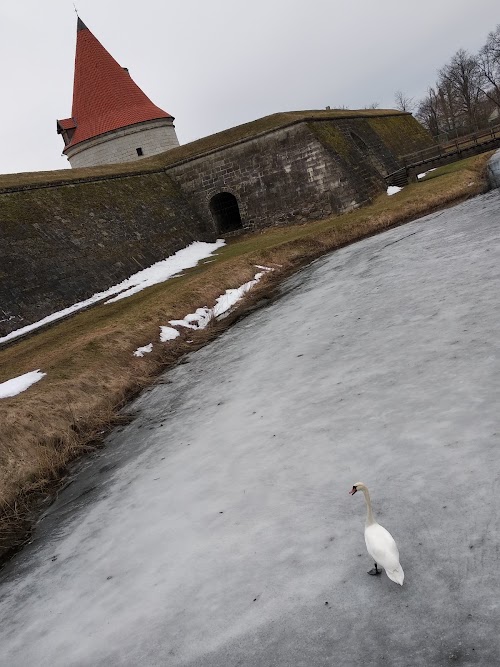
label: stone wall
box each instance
[65,119,179,168]
[0,172,206,336]
[166,118,403,233]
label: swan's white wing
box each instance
[365,523,404,585]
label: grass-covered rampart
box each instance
[0,151,492,564]
[308,114,434,163]
[367,115,435,156]
[0,110,409,192]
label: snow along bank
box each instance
[0,241,225,346]
[0,370,46,399]
[133,269,272,356]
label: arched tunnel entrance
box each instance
[209,192,243,233]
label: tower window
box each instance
[136,147,144,156]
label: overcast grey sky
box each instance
[0,0,499,175]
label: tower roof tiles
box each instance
[57,18,172,151]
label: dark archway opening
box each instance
[209,193,243,233]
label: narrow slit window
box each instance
[136,147,144,156]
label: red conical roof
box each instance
[58,18,172,151]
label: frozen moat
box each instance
[0,192,499,666]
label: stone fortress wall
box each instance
[0,110,433,338]
[0,173,207,335]
[167,116,418,232]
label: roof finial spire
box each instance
[73,2,88,31]
[76,14,88,32]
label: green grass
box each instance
[417,161,478,180]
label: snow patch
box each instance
[163,269,271,340]
[160,327,180,342]
[140,266,273,353]
[169,311,210,330]
[417,168,437,180]
[0,369,46,399]
[387,186,403,196]
[133,343,153,357]
[105,241,225,304]
[213,272,265,318]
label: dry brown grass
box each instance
[0,150,493,562]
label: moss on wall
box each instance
[0,172,207,335]
[306,118,405,198]
[307,122,358,163]
[310,115,433,166]
[367,115,434,157]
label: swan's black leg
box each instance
[368,562,381,576]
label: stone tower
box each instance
[57,17,179,168]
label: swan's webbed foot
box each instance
[368,563,381,576]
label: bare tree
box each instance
[478,24,500,112]
[394,91,415,113]
[416,87,441,137]
[414,26,500,135]
[439,49,483,132]
[436,79,461,135]
[364,102,379,109]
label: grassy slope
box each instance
[0,151,492,559]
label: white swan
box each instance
[349,482,404,586]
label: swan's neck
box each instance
[361,487,376,526]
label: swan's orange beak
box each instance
[349,486,357,495]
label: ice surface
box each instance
[0,369,46,399]
[0,193,499,665]
[0,241,225,345]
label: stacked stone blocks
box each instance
[66,120,179,168]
